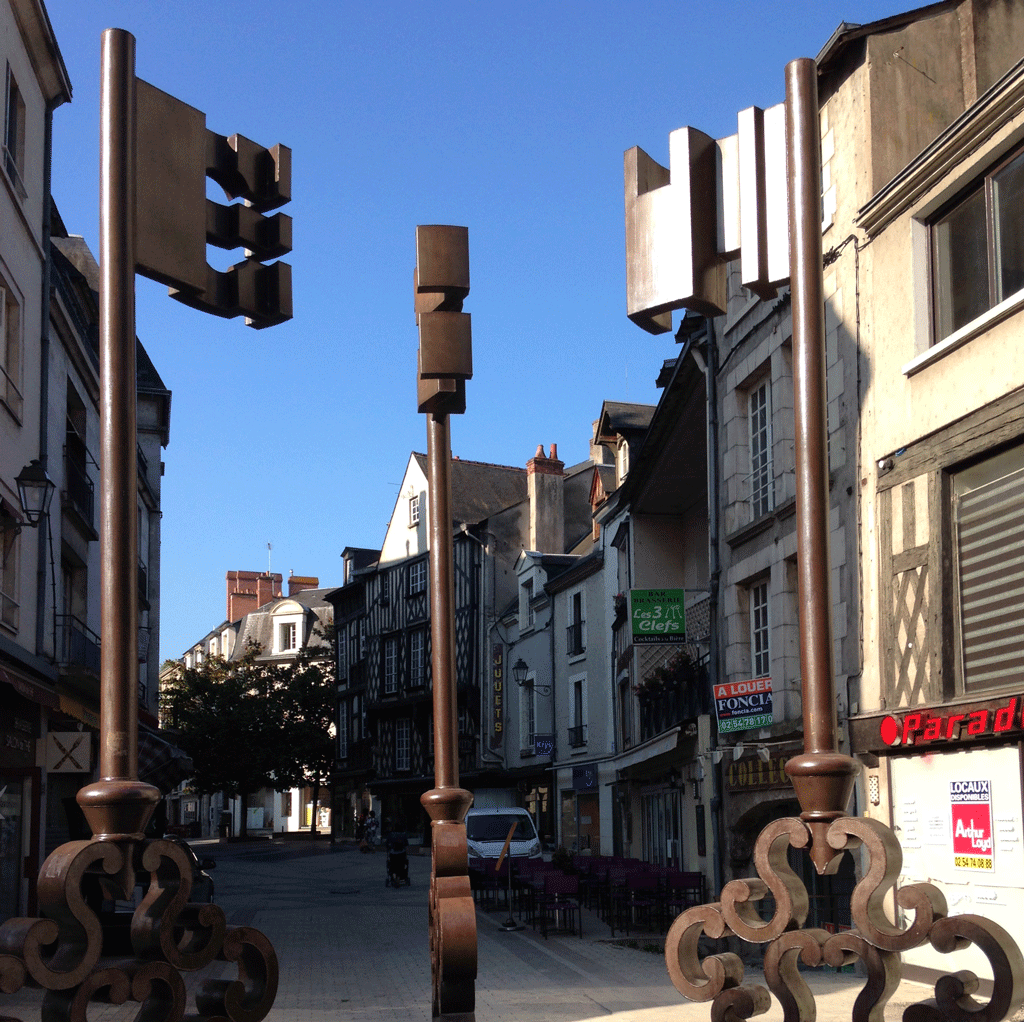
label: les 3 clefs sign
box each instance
[879,697,1020,747]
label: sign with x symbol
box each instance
[47,732,91,773]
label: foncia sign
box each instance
[879,697,1021,747]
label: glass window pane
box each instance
[993,150,1024,302]
[933,185,989,339]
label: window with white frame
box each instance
[1,507,18,630]
[520,578,535,631]
[1,281,23,419]
[567,588,586,656]
[953,445,1024,692]
[750,579,770,679]
[383,636,398,694]
[277,620,298,653]
[396,717,411,771]
[519,676,536,753]
[409,493,421,526]
[209,637,219,656]
[932,145,1024,343]
[569,673,587,747]
[338,701,349,759]
[4,65,27,199]
[749,380,773,518]
[409,628,426,688]
[337,629,347,680]
[408,559,427,595]
[381,572,391,604]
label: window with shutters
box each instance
[953,446,1024,692]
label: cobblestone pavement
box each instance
[1,838,960,1022]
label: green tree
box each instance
[273,625,336,833]
[161,642,283,839]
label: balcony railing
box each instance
[566,620,585,656]
[63,450,95,529]
[567,724,587,748]
[56,614,101,674]
[637,665,710,743]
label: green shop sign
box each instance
[630,589,687,644]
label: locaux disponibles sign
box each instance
[630,589,686,644]
[950,779,993,871]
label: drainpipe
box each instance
[705,316,724,901]
[36,98,59,658]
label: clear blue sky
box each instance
[46,0,902,660]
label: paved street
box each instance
[0,837,980,1022]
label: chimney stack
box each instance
[226,570,258,623]
[527,443,564,554]
[288,573,319,596]
[256,572,283,607]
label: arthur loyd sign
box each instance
[950,779,993,871]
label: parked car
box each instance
[465,807,542,860]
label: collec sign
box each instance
[879,696,1021,747]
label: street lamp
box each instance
[512,657,550,696]
[1,460,56,532]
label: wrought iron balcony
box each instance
[567,724,587,748]
[63,449,95,530]
[566,619,585,656]
[56,614,101,674]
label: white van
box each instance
[465,807,542,860]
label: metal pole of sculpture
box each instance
[0,29,289,1022]
[625,57,1024,1022]
[415,225,478,1020]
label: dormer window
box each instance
[278,621,297,652]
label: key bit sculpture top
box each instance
[415,225,478,1020]
[627,58,1024,1022]
[0,29,287,1022]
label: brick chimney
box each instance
[527,443,564,554]
[288,573,319,596]
[226,570,259,623]
[256,572,283,608]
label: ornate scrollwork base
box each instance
[664,815,1024,1022]
[0,837,278,1022]
[422,787,477,1021]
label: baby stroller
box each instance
[385,832,410,887]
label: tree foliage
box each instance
[161,628,335,833]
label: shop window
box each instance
[953,445,1024,692]
[932,146,1024,343]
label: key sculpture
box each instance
[415,225,478,1020]
[626,58,1024,1022]
[0,29,288,1022]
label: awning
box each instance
[0,666,59,709]
[138,728,193,795]
[612,727,681,772]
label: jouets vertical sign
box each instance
[950,779,994,870]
